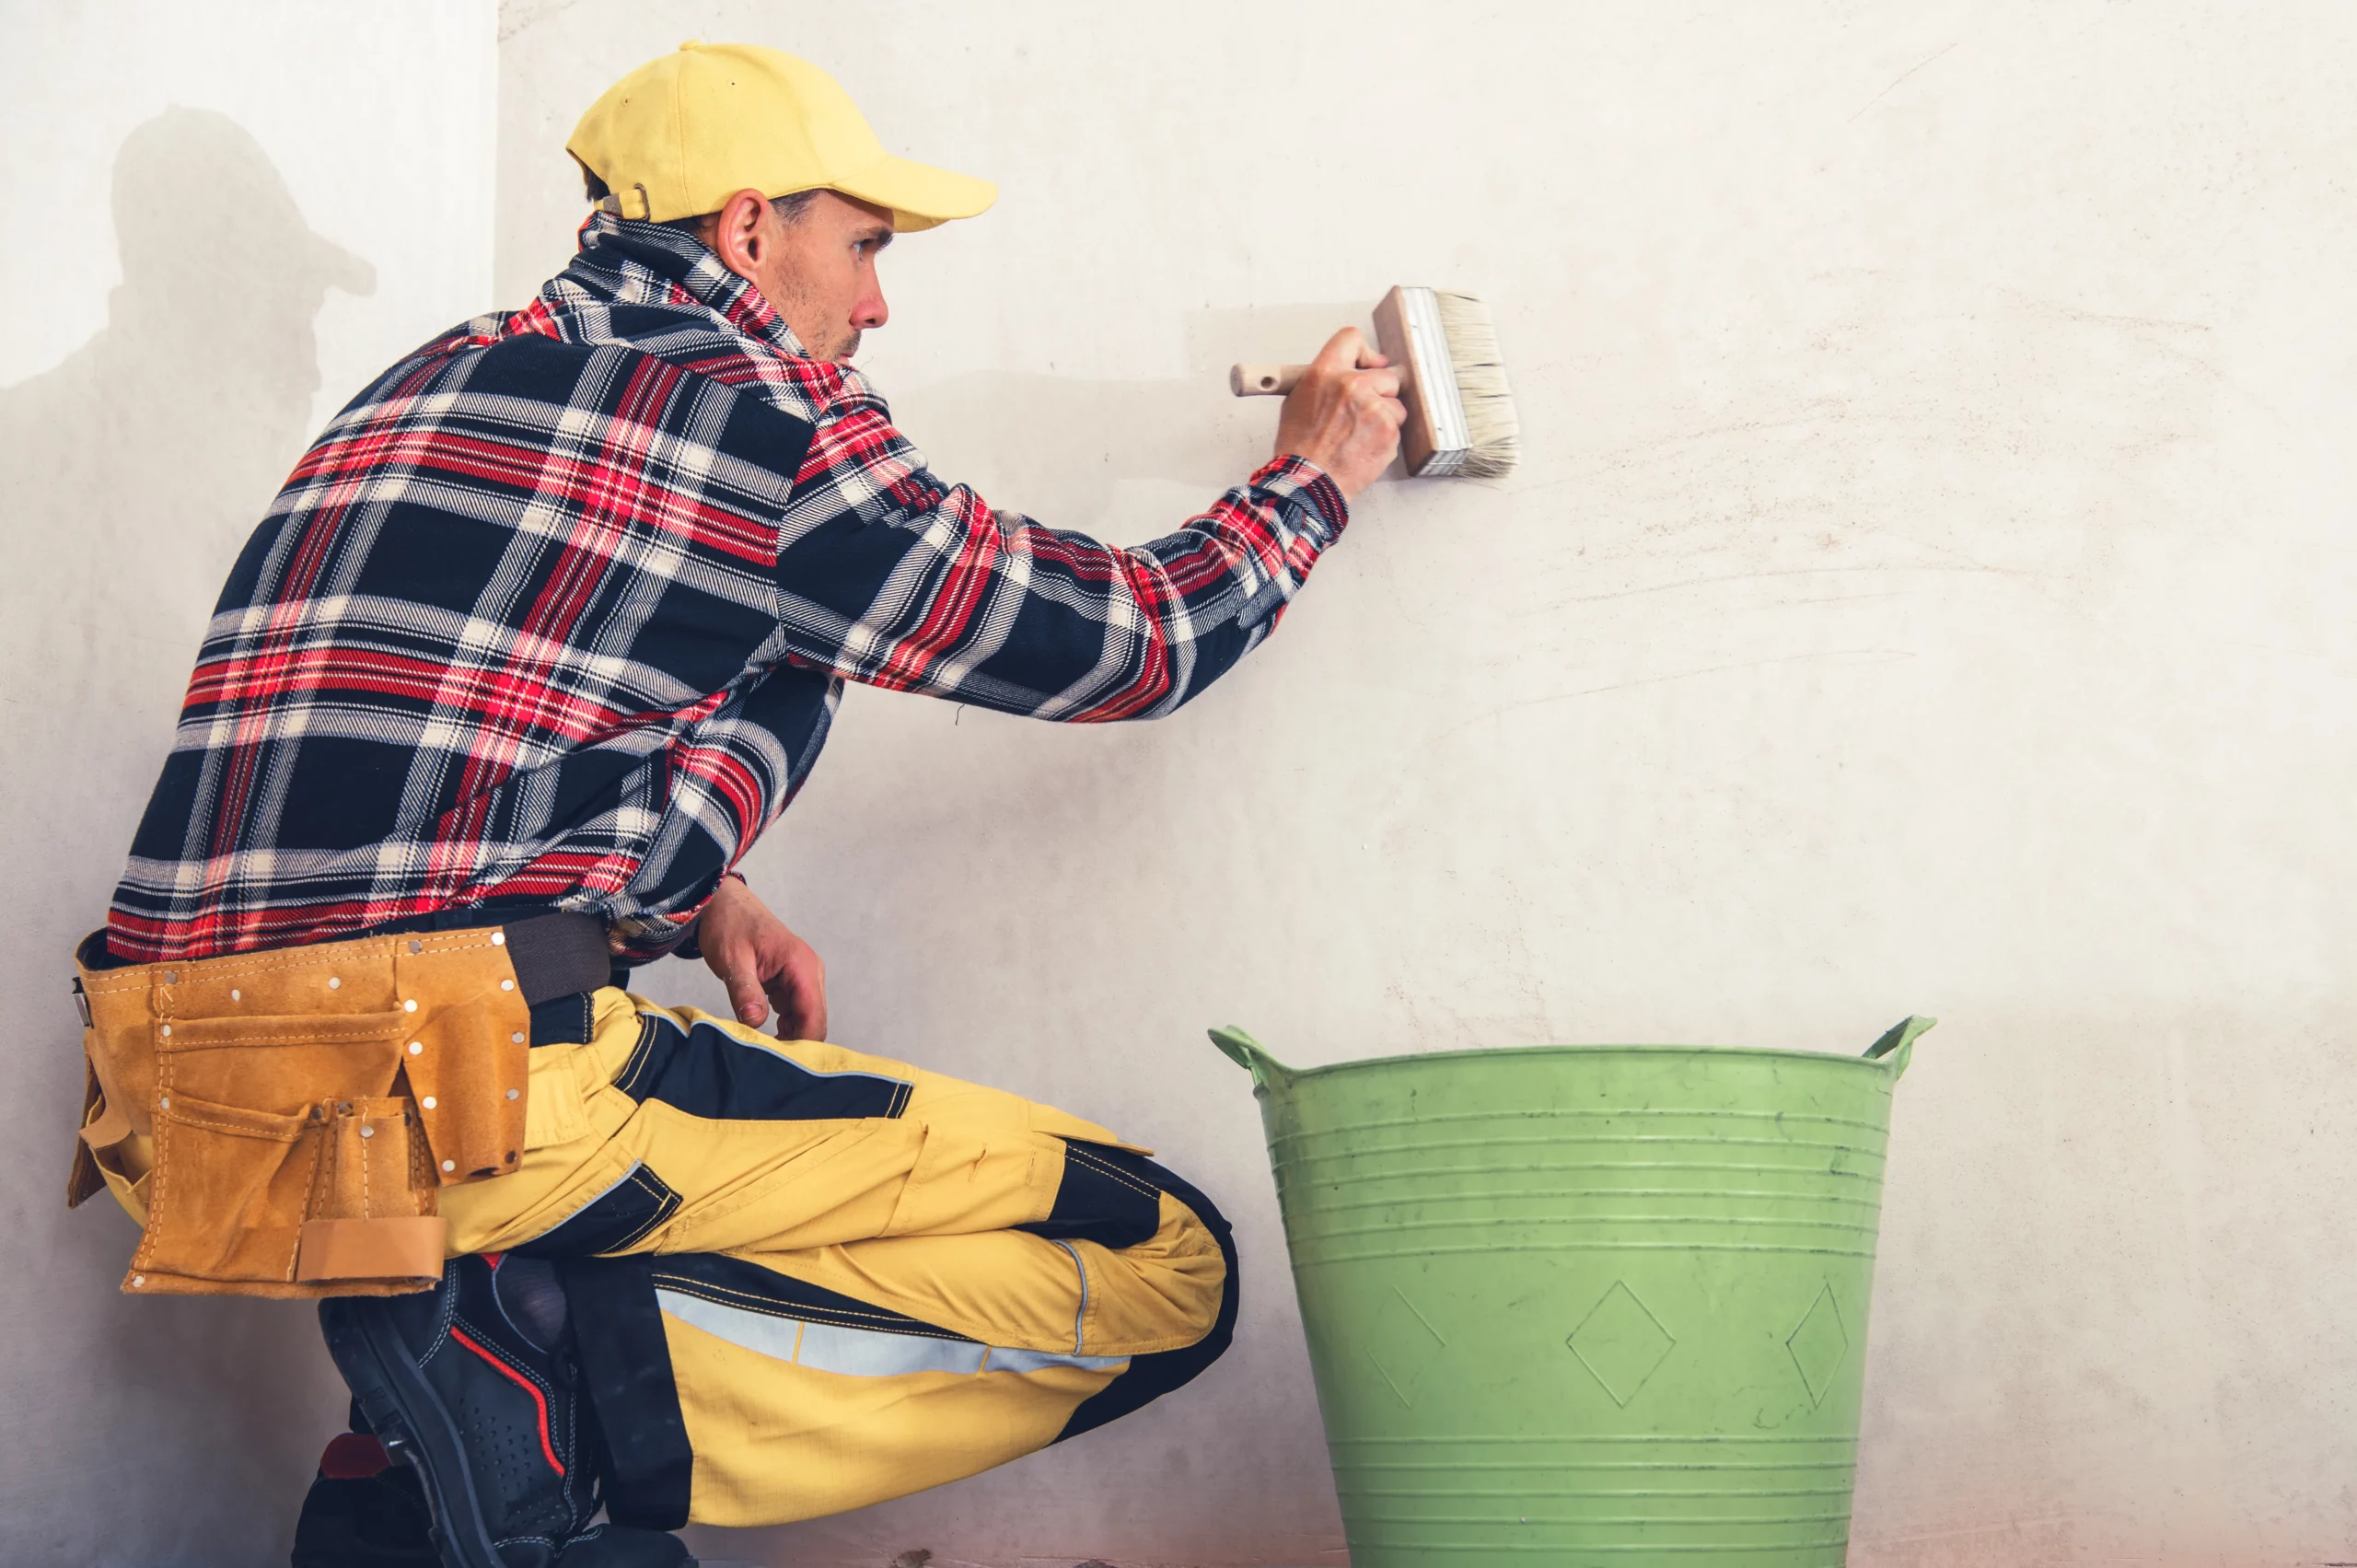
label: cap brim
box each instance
[828,153,997,233]
[307,232,377,297]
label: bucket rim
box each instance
[1260,1040,1900,1085]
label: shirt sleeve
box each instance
[769,373,1353,722]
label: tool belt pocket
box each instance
[74,927,536,1300]
[134,1015,445,1296]
[140,1086,441,1291]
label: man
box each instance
[69,42,1401,1568]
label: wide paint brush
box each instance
[1229,286,1518,478]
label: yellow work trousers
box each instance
[437,988,1237,1529]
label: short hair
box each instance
[579,165,819,231]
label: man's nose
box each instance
[854,288,888,332]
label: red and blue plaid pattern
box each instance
[109,215,1348,963]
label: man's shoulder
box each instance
[333,319,817,487]
[525,289,835,436]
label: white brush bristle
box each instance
[1432,290,1518,478]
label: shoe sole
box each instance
[319,1295,509,1568]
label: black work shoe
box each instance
[552,1526,693,1566]
[290,1433,437,1566]
[320,1256,598,1568]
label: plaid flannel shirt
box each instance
[108,214,1349,964]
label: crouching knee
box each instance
[1038,1144,1242,1441]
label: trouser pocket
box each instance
[881,1122,1053,1238]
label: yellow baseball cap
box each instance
[567,41,995,232]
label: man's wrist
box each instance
[1251,453,1352,541]
[676,870,750,960]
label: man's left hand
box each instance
[694,876,829,1040]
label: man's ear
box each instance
[710,188,772,279]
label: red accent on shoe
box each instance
[447,1324,565,1476]
[482,1251,506,1270]
[319,1432,391,1479]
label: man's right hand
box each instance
[694,874,829,1040]
[1274,327,1407,499]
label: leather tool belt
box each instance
[65,912,610,1299]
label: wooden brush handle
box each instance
[1229,363,1309,397]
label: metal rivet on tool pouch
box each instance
[360,1125,375,1139]
[404,999,417,1012]
[409,940,423,954]
[506,1088,520,1100]
[499,981,514,992]
[163,971,177,984]
[510,1032,524,1044]
[492,932,505,946]
[230,989,240,1002]
[408,1041,423,1054]
[421,1097,436,1109]
[131,1275,145,1288]
[328,977,341,989]
[158,1025,170,1038]
[441,1160,456,1172]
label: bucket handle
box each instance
[1209,1026,1294,1093]
[1862,1015,1937,1077]
[1215,1018,1935,1085]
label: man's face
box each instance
[740,190,894,363]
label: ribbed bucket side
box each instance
[1252,1044,1904,1568]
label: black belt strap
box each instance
[495,912,612,1006]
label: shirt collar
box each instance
[569,210,813,362]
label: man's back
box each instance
[111,224,822,964]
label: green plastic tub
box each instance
[1212,1016,1933,1566]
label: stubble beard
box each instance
[769,272,857,363]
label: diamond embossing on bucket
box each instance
[1365,1287,1446,1408]
[1787,1282,1849,1407]
[1566,1280,1676,1407]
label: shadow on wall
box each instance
[886,303,1374,531]
[0,106,372,707]
[0,109,371,1564]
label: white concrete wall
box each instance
[0,3,497,1561]
[501,5,2357,1564]
[8,1,2357,1562]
